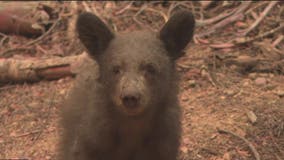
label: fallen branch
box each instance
[0,52,95,84]
[241,1,279,36]
[217,128,261,160]
[0,5,43,37]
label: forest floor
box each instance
[0,1,283,160]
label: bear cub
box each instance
[59,10,195,160]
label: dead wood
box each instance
[208,23,284,49]
[0,9,43,38]
[234,23,284,44]
[0,52,94,84]
[241,1,279,36]
[196,1,252,38]
[196,9,236,27]
[0,18,61,58]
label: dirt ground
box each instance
[0,1,283,160]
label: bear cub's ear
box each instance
[76,12,114,59]
[159,10,195,60]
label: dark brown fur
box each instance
[59,10,195,160]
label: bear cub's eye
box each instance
[112,65,121,75]
[144,64,157,75]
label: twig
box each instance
[209,43,235,49]
[197,13,244,38]
[196,1,252,37]
[0,35,8,48]
[36,44,48,55]
[114,1,134,16]
[145,7,168,22]
[89,2,100,17]
[82,1,99,17]
[199,5,204,21]
[234,23,284,44]
[0,85,16,91]
[82,1,92,12]
[217,128,261,160]
[273,48,284,55]
[196,8,237,27]
[0,32,8,45]
[188,2,196,17]
[133,5,147,28]
[177,63,191,69]
[251,11,259,20]
[0,47,35,58]
[0,19,61,58]
[133,5,155,31]
[167,2,178,18]
[130,6,168,23]
[272,35,284,48]
[12,128,55,138]
[241,1,279,36]
[245,1,270,15]
[234,1,253,15]
[201,65,219,87]
[13,130,41,138]
[26,18,61,46]
[1,128,55,145]
[209,23,284,49]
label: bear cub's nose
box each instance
[122,94,140,109]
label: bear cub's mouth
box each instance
[119,96,147,116]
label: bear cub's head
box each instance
[76,10,195,117]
